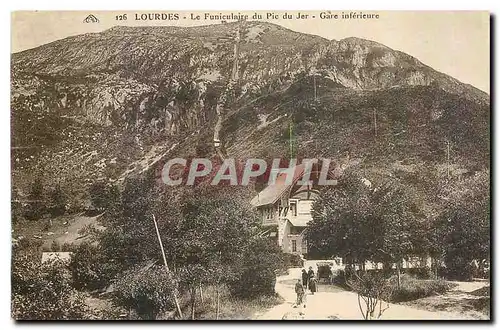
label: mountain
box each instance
[11,21,490,209]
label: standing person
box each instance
[295,279,305,307]
[309,275,317,295]
[307,266,315,288]
[301,269,308,289]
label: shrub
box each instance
[23,178,46,221]
[388,274,454,302]
[51,240,61,252]
[61,242,77,252]
[332,269,348,287]
[13,237,43,255]
[48,184,67,217]
[89,181,120,212]
[41,246,51,252]
[11,254,90,320]
[333,267,372,290]
[282,253,304,269]
[338,271,454,304]
[113,265,177,320]
[404,266,433,279]
[68,242,117,291]
[229,238,284,298]
[345,270,393,320]
[185,284,283,320]
[444,255,476,281]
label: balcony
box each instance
[262,214,279,226]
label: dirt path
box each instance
[37,213,105,249]
[254,264,484,320]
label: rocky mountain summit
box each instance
[11,21,490,207]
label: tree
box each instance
[346,271,392,320]
[308,168,427,288]
[168,186,260,319]
[308,169,383,267]
[11,253,90,320]
[24,177,46,221]
[178,264,211,320]
[371,180,426,288]
[68,242,115,291]
[97,175,161,270]
[48,184,67,217]
[113,265,177,320]
[80,162,292,320]
[11,188,24,224]
[435,171,490,280]
[89,181,120,213]
[229,237,284,298]
[95,175,266,319]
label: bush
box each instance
[61,242,77,252]
[11,254,90,320]
[333,267,372,290]
[229,238,284,298]
[282,253,304,269]
[51,240,61,252]
[443,255,476,281]
[69,242,117,291]
[337,270,454,304]
[388,274,454,302]
[332,269,348,287]
[345,271,393,320]
[89,181,120,212]
[48,184,67,217]
[23,178,46,221]
[404,266,433,279]
[113,265,177,320]
[13,237,43,255]
[185,284,283,320]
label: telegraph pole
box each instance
[152,214,183,319]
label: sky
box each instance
[11,10,490,93]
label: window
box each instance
[298,200,313,215]
[289,201,297,216]
[263,207,273,220]
[292,240,297,252]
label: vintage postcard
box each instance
[11,10,490,320]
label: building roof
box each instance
[41,252,72,264]
[288,214,311,227]
[250,163,307,207]
[250,159,340,207]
